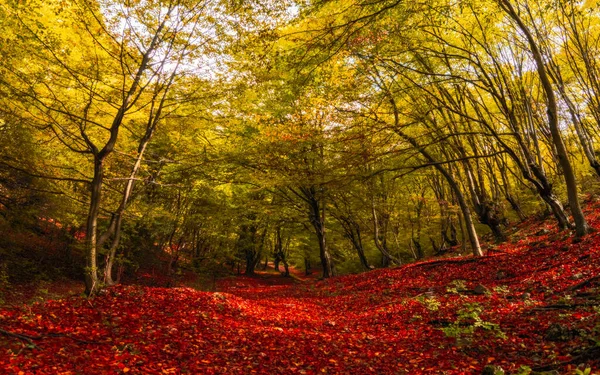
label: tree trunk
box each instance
[275,226,290,277]
[84,157,103,296]
[282,258,290,277]
[351,226,370,270]
[458,141,505,242]
[398,133,483,256]
[245,251,256,275]
[462,69,572,231]
[554,71,600,177]
[304,257,311,276]
[408,238,418,260]
[104,121,157,285]
[497,157,526,221]
[446,172,483,256]
[382,76,483,256]
[371,201,399,265]
[499,0,589,238]
[338,215,371,270]
[237,223,258,276]
[305,187,334,278]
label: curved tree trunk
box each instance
[380,77,483,256]
[499,0,590,238]
[371,202,400,266]
[460,154,505,242]
[103,92,168,285]
[438,167,483,256]
[393,131,483,256]
[337,215,371,270]
[274,226,289,277]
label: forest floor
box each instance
[2,205,600,374]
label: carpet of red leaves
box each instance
[2,207,600,374]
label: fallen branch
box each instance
[567,275,600,292]
[532,346,600,372]
[47,333,105,345]
[532,302,600,311]
[408,257,482,269]
[0,328,41,349]
[0,327,105,347]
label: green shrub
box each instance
[441,303,507,345]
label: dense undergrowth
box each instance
[1,204,600,374]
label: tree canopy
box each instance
[1,0,600,292]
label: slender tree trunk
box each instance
[465,91,572,230]
[446,172,483,256]
[553,71,600,177]
[84,157,103,296]
[308,191,334,278]
[379,71,483,256]
[396,133,483,256]
[338,216,371,270]
[275,226,290,277]
[290,186,334,277]
[103,214,122,286]
[351,225,370,270]
[499,0,590,237]
[371,202,399,265]
[444,218,459,247]
[282,258,290,277]
[462,161,505,242]
[497,157,526,221]
[104,121,156,285]
[408,238,418,260]
[332,197,371,269]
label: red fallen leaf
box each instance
[3,210,600,374]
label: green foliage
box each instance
[442,303,507,345]
[446,279,467,294]
[492,285,510,295]
[516,366,592,375]
[2,0,600,291]
[556,294,573,305]
[515,366,532,375]
[415,295,441,311]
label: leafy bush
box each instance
[446,279,467,294]
[415,294,441,311]
[442,303,507,345]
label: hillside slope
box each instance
[1,208,600,374]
